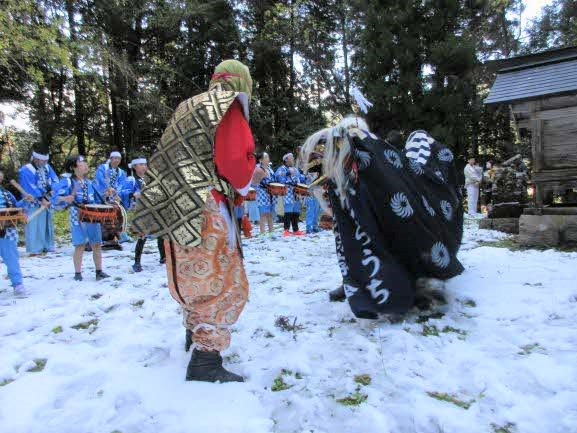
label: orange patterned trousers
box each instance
[164,195,249,352]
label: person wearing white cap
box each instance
[51,155,110,281]
[274,152,305,236]
[18,145,60,255]
[95,151,126,202]
[120,156,165,272]
[95,150,127,249]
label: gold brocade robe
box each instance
[131,86,241,247]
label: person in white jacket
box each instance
[464,157,482,216]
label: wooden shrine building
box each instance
[485,46,577,206]
[485,47,577,247]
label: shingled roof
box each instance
[484,46,577,105]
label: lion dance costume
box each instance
[302,117,464,319]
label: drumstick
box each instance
[10,179,50,223]
[11,179,46,218]
[26,206,47,223]
[10,179,51,205]
[309,174,327,188]
[9,180,33,200]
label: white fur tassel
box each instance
[351,86,373,113]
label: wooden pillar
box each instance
[531,118,543,171]
[535,182,543,206]
[530,100,544,206]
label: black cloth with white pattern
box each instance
[329,129,464,319]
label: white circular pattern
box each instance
[409,159,424,175]
[431,242,450,268]
[390,192,413,218]
[437,148,454,162]
[422,195,436,216]
[383,149,403,168]
[434,170,445,182]
[354,149,372,169]
[440,200,453,221]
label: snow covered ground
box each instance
[1,220,576,433]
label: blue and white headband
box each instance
[129,158,147,168]
[110,151,122,158]
[32,151,49,161]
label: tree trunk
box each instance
[500,9,512,58]
[124,11,143,157]
[36,85,51,150]
[102,48,114,148]
[340,8,350,106]
[288,0,295,102]
[65,0,86,155]
[108,45,123,152]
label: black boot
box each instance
[134,238,145,271]
[95,270,110,281]
[111,242,123,251]
[186,349,244,383]
[157,238,166,264]
[185,329,192,352]
[329,285,346,302]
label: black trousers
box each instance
[284,212,300,232]
[135,237,166,264]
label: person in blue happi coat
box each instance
[120,156,165,272]
[305,172,320,234]
[95,150,128,249]
[52,155,110,282]
[247,194,260,225]
[0,170,28,295]
[254,152,275,237]
[18,146,59,255]
[94,150,130,246]
[95,150,127,201]
[269,162,279,223]
[275,152,305,237]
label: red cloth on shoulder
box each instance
[210,189,244,206]
[211,189,226,204]
[214,100,256,191]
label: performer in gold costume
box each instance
[133,60,255,382]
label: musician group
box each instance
[3,59,464,385]
[246,150,323,238]
[1,147,161,293]
[1,143,322,295]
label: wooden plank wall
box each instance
[512,94,577,206]
[542,115,577,168]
